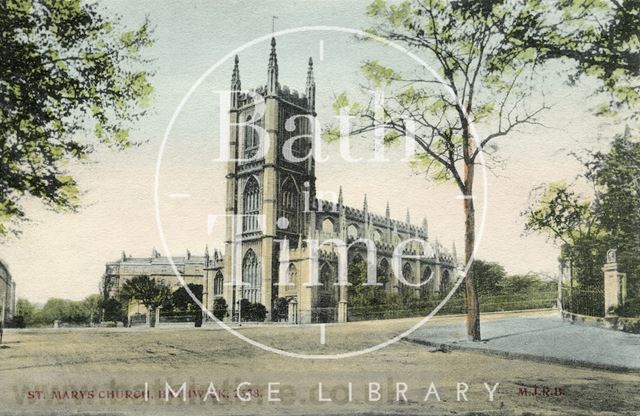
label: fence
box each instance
[561,286,604,317]
[346,291,558,322]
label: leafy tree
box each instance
[101,297,126,324]
[82,294,101,325]
[508,0,640,117]
[238,299,267,322]
[586,132,640,293]
[331,0,555,340]
[348,256,385,309]
[525,131,640,291]
[212,297,228,321]
[272,297,289,322]
[39,298,70,325]
[474,260,507,296]
[524,180,607,288]
[120,276,171,328]
[171,284,203,312]
[15,298,36,326]
[499,274,555,295]
[0,0,153,237]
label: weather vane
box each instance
[272,15,278,34]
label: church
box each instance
[202,38,458,324]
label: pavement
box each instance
[406,311,640,372]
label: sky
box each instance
[0,0,623,303]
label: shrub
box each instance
[272,297,289,322]
[212,298,228,321]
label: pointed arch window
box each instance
[244,114,259,158]
[440,270,451,293]
[243,176,260,232]
[320,263,332,291]
[213,271,224,296]
[280,177,299,231]
[421,266,433,296]
[287,263,298,288]
[242,249,261,303]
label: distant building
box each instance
[0,259,16,325]
[101,248,222,320]
[101,248,213,299]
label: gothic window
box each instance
[402,262,413,285]
[347,224,359,242]
[244,114,259,158]
[421,266,433,296]
[280,177,299,231]
[377,258,390,289]
[243,176,260,232]
[320,263,332,291]
[440,270,451,293]
[287,263,298,287]
[373,229,383,244]
[241,249,261,303]
[321,218,334,234]
[213,271,224,296]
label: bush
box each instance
[239,299,267,322]
[212,297,228,321]
[616,297,640,317]
[272,297,289,322]
[9,315,26,328]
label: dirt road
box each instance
[1,312,638,415]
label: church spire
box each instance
[306,57,316,111]
[267,37,279,95]
[338,186,343,207]
[230,55,241,108]
[422,217,428,234]
[385,201,390,219]
[363,193,368,212]
[452,240,458,260]
[406,208,411,225]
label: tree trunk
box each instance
[464,195,481,341]
[463,143,481,341]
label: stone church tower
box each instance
[222,38,316,319]
[203,37,458,323]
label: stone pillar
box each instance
[288,298,298,324]
[603,249,627,316]
[338,300,348,323]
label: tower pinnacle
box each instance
[385,201,390,219]
[230,55,241,108]
[267,37,279,94]
[306,57,316,111]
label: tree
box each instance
[473,260,506,296]
[171,284,203,312]
[15,298,36,326]
[524,179,607,288]
[272,297,289,322]
[120,276,171,328]
[82,294,101,326]
[101,297,126,325]
[0,0,153,237]
[212,297,228,321]
[500,274,555,295]
[331,0,554,340]
[508,0,640,117]
[239,299,267,322]
[39,298,70,325]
